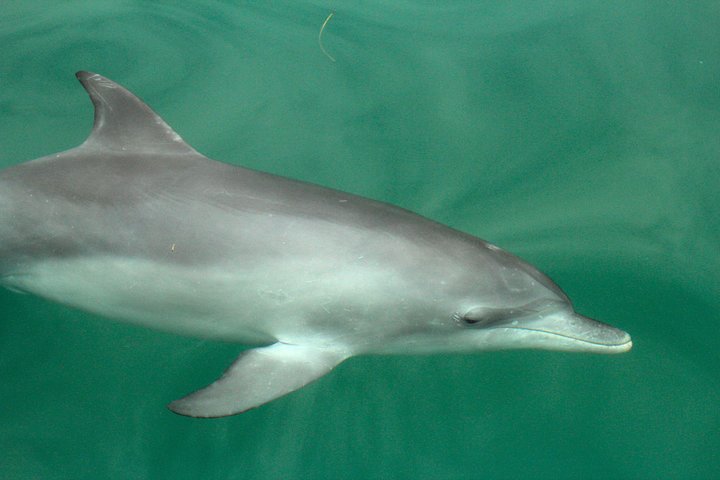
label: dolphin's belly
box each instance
[1,253,410,347]
[2,255,279,343]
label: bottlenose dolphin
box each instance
[0,72,631,417]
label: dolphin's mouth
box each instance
[503,325,633,353]
[491,311,633,354]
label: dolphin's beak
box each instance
[513,310,633,353]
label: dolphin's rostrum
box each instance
[0,72,631,417]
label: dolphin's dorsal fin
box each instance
[76,71,198,155]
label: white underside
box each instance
[2,255,401,349]
[1,255,631,355]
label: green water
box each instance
[1,1,718,478]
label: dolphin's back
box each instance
[0,148,453,257]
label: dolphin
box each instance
[0,72,631,418]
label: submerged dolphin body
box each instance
[0,72,631,417]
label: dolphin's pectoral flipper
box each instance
[167,343,349,418]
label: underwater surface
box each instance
[0,1,718,478]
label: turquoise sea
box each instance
[1,1,718,479]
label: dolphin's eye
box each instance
[453,312,480,326]
[454,311,493,327]
[461,315,496,327]
[461,307,520,328]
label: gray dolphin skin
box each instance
[0,72,631,417]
